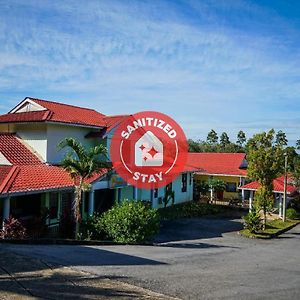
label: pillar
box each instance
[278,194,283,218]
[210,188,213,203]
[241,189,245,201]
[150,189,154,207]
[2,197,10,227]
[249,190,254,211]
[133,186,138,200]
[88,190,95,216]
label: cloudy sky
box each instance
[0,0,299,144]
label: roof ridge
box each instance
[27,97,105,114]
[0,166,20,194]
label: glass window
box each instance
[49,193,59,219]
[226,183,237,193]
[154,188,158,198]
[181,173,187,192]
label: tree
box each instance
[275,130,288,146]
[246,129,284,228]
[207,129,218,145]
[220,132,230,148]
[237,130,246,147]
[296,139,300,150]
[58,138,110,238]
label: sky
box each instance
[0,0,300,145]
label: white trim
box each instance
[239,187,291,195]
[195,172,247,178]
[10,98,47,113]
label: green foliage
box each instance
[275,130,288,146]
[286,208,298,220]
[79,214,108,240]
[207,129,218,145]
[207,178,226,192]
[158,202,220,220]
[195,181,210,195]
[1,217,27,239]
[242,207,263,233]
[246,129,284,226]
[58,138,110,238]
[101,200,160,243]
[296,139,300,151]
[220,132,230,148]
[163,184,175,208]
[237,130,246,146]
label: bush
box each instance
[242,208,262,233]
[158,201,220,220]
[79,214,107,240]
[101,200,160,243]
[286,208,298,220]
[1,216,27,239]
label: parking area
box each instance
[2,217,300,299]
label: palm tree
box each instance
[58,138,110,238]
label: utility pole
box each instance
[282,153,288,222]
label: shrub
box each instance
[1,216,27,239]
[242,207,262,233]
[158,201,220,220]
[79,214,107,240]
[101,200,160,243]
[286,208,298,220]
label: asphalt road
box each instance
[2,218,300,300]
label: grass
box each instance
[240,219,300,239]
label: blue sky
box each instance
[0,0,300,144]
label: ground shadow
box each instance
[154,217,243,243]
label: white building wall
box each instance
[11,124,47,161]
[46,124,96,164]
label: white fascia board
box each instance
[10,98,47,113]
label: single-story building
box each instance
[239,175,298,215]
[187,153,248,201]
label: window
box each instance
[49,193,59,219]
[181,173,187,192]
[189,173,192,185]
[226,183,237,193]
[154,188,158,198]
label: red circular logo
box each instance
[110,111,188,189]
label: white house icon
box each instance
[135,131,163,167]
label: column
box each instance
[88,190,95,216]
[150,189,154,207]
[210,188,213,203]
[278,194,283,218]
[2,197,10,227]
[133,186,138,200]
[241,189,245,201]
[117,188,121,203]
[249,190,253,211]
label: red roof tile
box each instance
[188,153,247,176]
[103,115,129,132]
[0,133,42,165]
[0,97,106,128]
[6,165,74,194]
[240,175,297,194]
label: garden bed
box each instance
[239,219,300,239]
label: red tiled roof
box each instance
[0,97,106,128]
[239,175,297,194]
[188,153,247,176]
[6,165,74,194]
[183,153,204,172]
[0,133,42,165]
[103,115,128,132]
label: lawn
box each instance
[240,219,300,239]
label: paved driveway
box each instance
[3,218,300,300]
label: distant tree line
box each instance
[189,129,299,152]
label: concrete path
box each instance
[2,217,300,299]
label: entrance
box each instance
[94,189,115,214]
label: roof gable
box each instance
[0,97,107,128]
